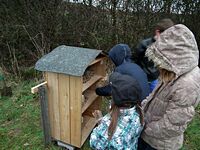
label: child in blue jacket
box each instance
[96,44,150,101]
[90,72,144,150]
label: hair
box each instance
[159,68,176,83]
[155,18,174,33]
[108,103,120,140]
[108,101,144,140]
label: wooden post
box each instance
[38,86,51,145]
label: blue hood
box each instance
[108,44,132,66]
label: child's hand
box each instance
[93,110,103,124]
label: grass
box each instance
[0,79,200,150]
[181,105,200,150]
[0,80,60,150]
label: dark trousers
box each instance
[138,137,157,150]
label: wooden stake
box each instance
[38,86,51,145]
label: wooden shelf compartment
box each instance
[82,91,99,113]
[81,115,97,146]
[82,75,103,92]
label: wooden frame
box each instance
[32,56,107,148]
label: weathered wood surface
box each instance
[38,86,51,145]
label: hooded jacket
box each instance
[96,44,150,101]
[141,24,200,150]
[134,37,159,82]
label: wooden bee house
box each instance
[33,45,107,148]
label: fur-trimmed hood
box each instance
[146,24,199,76]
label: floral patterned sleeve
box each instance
[90,114,111,149]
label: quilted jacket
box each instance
[141,24,200,150]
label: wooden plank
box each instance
[82,91,98,113]
[81,97,102,146]
[82,97,102,117]
[81,116,97,146]
[89,58,103,66]
[70,76,82,147]
[94,57,107,77]
[46,72,60,140]
[82,75,102,92]
[31,81,47,94]
[92,96,102,111]
[58,74,70,143]
[46,72,54,138]
[38,86,51,145]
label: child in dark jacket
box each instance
[134,18,174,92]
[90,72,144,150]
[96,44,150,101]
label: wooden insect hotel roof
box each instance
[35,45,102,76]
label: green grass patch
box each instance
[182,105,200,150]
[0,80,58,150]
[0,79,200,149]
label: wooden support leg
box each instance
[38,86,51,145]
